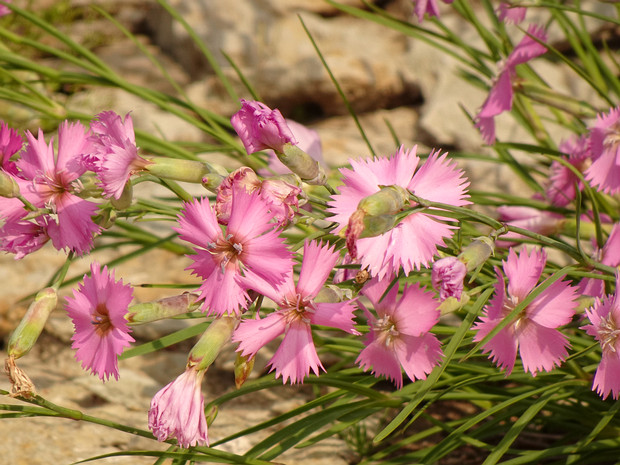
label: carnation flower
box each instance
[497,2,527,24]
[90,111,150,199]
[328,146,470,279]
[149,366,209,448]
[581,274,620,400]
[230,99,297,155]
[579,223,620,298]
[0,120,22,175]
[356,277,443,388]
[233,240,359,384]
[412,0,454,22]
[473,248,578,376]
[0,218,49,259]
[65,262,134,381]
[475,25,547,144]
[585,106,620,194]
[432,256,467,301]
[175,186,293,316]
[546,135,591,206]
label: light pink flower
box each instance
[65,262,134,381]
[233,240,359,384]
[149,366,209,448]
[0,120,22,175]
[412,0,454,22]
[259,120,324,177]
[328,146,470,279]
[215,166,302,226]
[175,186,293,316]
[585,106,620,194]
[473,248,578,376]
[475,25,547,144]
[90,111,150,199]
[14,121,101,254]
[432,256,467,301]
[497,2,527,24]
[496,205,564,247]
[581,274,620,400]
[231,99,297,155]
[356,277,442,389]
[579,223,620,298]
[546,135,591,206]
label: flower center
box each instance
[91,303,113,336]
[282,294,313,325]
[207,234,244,274]
[597,314,620,353]
[603,122,620,157]
[373,315,399,347]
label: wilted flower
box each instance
[65,262,134,381]
[432,256,467,301]
[473,248,578,376]
[356,277,442,388]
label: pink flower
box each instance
[475,25,547,144]
[328,146,470,279]
[65,262,134,381]
[233,240,359,384]
[0,120,22,175]
[497,2,527,24]
[90,111,150,199]
[0,218,49,259]
[496,205,564,247]
[432,256,467,301]
[546,135,591,206]
[473,248,578,376]
[356,277,442,389]
[14,121,101,254]
[581,275,620,400]
[215,166,302,227]
[259,120,324,177]
[585,106,620,194]
[231,99,297,155]
[149,366,209,448]
[175,186,293,316]
[0,0,11,17]
[412,0,454,22]
[579,223,620,298]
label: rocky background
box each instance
[0,0,617,463]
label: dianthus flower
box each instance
[328,146,470,279]
[585,106,620,194]
[475,25,547,144]
[65,262,134,381]
[175,186,293,316]
[581,274,620,400]
[473,248,578,376]
[412,0,454,22]
[89,111,150,199]
[356,277,442,388]
[233,240,359,384]
[231,99,297,155]
[579,223,620,298]
[149,366,209,448]
[0,120,22,175]
[432,256,467,301]
[10,121,101,254]
[0,218,49,259]
[497,2,527,24]
[546,135,591,206]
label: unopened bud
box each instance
[202,172,225,192]
[0,171,20,198]
[188,315,239,371]
[146,158,211,184]
[110,181,133,210]
[8,287,57,359]
[315,285,353,303]
[234,352,255,389]
[458,237,495,272]
[126,292,199,325]
[279,143,326,185]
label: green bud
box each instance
[357,185,409,217]
[0,171,20,198]
[8,288,57,359]
[234,352,255,389]
[458,237,495,272]
[126,292,199,325]
[110,181,133,210]
[188,315,238,371]
[279,143,326,185]
[145,157,211,183]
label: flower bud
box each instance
[0,171,20,198]
[234,352,255,389]
[125,292,200,325]
[8,287,57,359]
[188,315,238,371]
[279,143,326,185]
[458,236,495,272]
[432,257,467,301]
[110,180,133,210]
[145,158,212,184]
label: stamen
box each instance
[598,314,620,353]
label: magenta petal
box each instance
[175,198,221,249]
[602,223,620,267]
[507,24,548,68]
[56,120,92,176]
[592,352,620,400]
[268,321,323,384]
[395,333,443,382]
[474,319,518,375]
[503,247,545,301]
[311,301,359,335]
[392,283,439,336]
[356,339,404,389]
[297,241,339,299]
[477,70,513,119]
[409,149,470,206]
[527,279,577,328]
[517,321,569,375]
[48,193,100,255]
[233,312,287,358]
